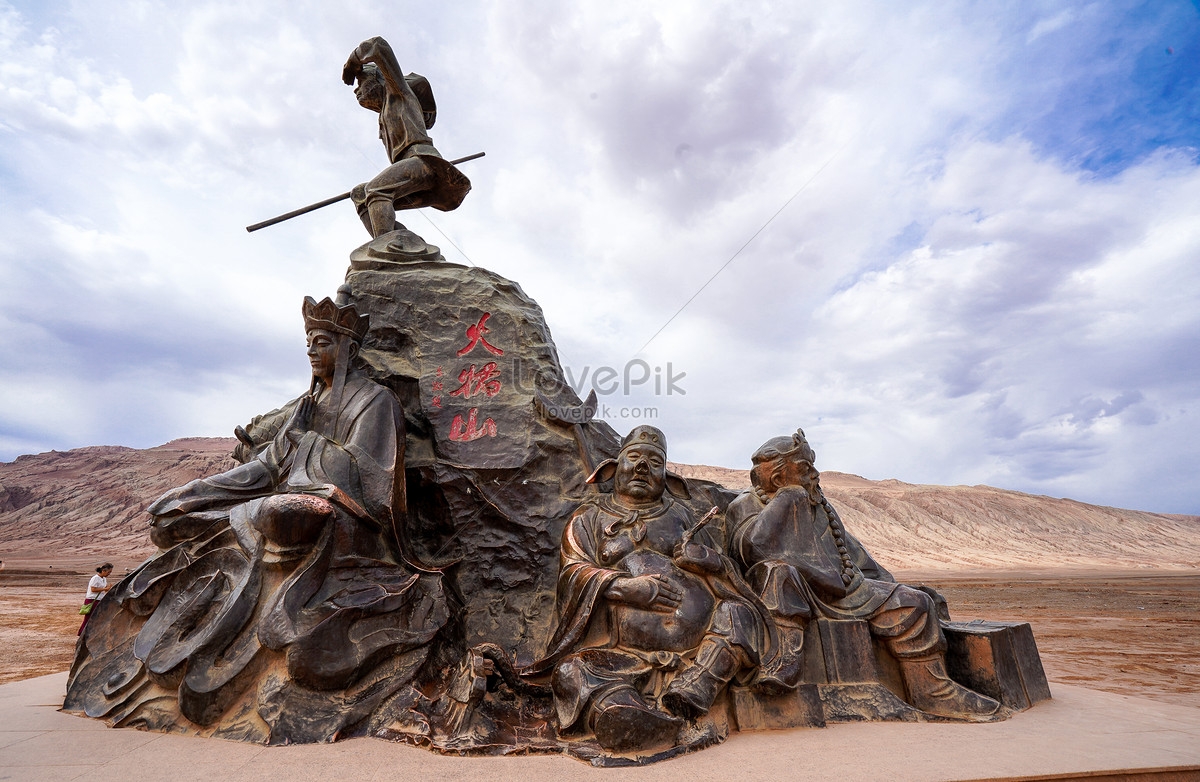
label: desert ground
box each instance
[3,561,1197,709]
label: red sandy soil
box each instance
[0,567,93,684]
[903,569,1200,709]
[2,564,1196,710]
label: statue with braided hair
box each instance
[724,429,1000,720]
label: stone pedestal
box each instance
[945,620,1052,710]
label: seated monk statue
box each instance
[523,426,774,753]
[65,296,448,740]
[150,295,412,565]
[724,428,1000,720]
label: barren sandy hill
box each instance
[0,439,238,569]
[1,439,1196,571]
[670,462,1200,570]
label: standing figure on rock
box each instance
[724,428,1000,720]
[342,36,470,238]
[64,295,449,742]
[524,426,775,754]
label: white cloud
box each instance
[0,0,1197,513]
[1027,7,1080,44]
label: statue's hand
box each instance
[343,37,390,84]
[284,394,314,445]
[342,51,363,85]
[606,574,682,611]
[770,485,809,501]
[673,541,722,574]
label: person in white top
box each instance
[78,563,113,637]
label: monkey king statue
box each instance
[342,36,470,238]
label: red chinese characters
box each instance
[456,313,504,357]
[449,408,498,442]
[450,362,501,399]
[436,313,505,443]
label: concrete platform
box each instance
[2,673,1198,782]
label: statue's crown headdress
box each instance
[302,296,369,342]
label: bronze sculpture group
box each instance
[64,35,1048,764]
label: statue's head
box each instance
[354,64,386,111]
[614,425,668,504]
[587,425,690,507]
[302,296,369,385]
[750,428,821,503]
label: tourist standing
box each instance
[78,563,112,637]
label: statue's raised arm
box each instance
[342,36,406,93]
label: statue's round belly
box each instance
[612,550,715,653]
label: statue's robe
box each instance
[65,370,449,742]
[526,496,773,731]
[148,370,406,557]
[726,488,941,686]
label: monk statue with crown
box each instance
[65,295,448,742]
[724,428,1000,721]
[523,425,776,754]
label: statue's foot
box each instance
[749,670,795,697]
[592,694,682,753]
[750,646,805,696]
[350,226,442,270]
[662,668,724,721]
[662,639,741,720]
[900,656,1002,721]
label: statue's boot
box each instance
[661,639,740,720]
[899,654,1001,721]
[752,625,805,695]
[591,686,682,753]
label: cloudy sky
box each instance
[1,1,1198,513]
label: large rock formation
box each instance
[341,241,731,665]
[59,233,737,762]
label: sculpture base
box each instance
[372,681,731,767]
[945,619,1053,710]
[729,618,1049,731]
[20,674,1200,779]
[349,226,445,269]
[731,683,826,729]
